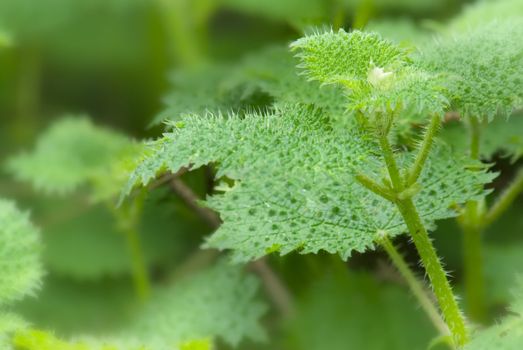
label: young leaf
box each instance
[291,29,408,87]
[291,28,448,116]
[125,105,494,262]
[7,117,135,196]
[465,277,523,349]
[0,199,42,306]
[418,20,523,122]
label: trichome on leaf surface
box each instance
[1,0,523,349]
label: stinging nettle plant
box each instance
[121,26,523,348]
[3,1,523,348]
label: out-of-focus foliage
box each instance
[109,261,266,349]
[7,117,139,198]
[465,278,523,349]
[0,312,27,349]
[12,262,265,350]
[40,191,201,280]
[449,0,523,31]
[286,270,436,350]
[0,199,42,306]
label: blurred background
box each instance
[2,0,523,349]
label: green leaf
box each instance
[291,29,408,87]
[7,116,135,196]
[440,114,523,161]
[108,260,266,349]
[125,105,494,262]
[0,199,43,306]
[418,20,523,121]
[13,276,137,337]
[286,270,437,350]
[465,277,523,349]
[291,28,448,116]
[14,262,263,349]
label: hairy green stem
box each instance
[380,236,449,335]
[407,115,441,186]
[377,132,403,191]
[355,173,395,201]
[396,198,469,347]
[377,131,468,346]
[483,168,523,228]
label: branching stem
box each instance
[355,173,395,201]
[380,236,449,335]
[376,129,469,347]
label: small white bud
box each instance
[368,66,393,87]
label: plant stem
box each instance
[380,236,449,336]
[112,198,151,300]
[377,132,403,191]
[407,115,441,186]
[355,173,395,201]
[124,226,151,300]
[377,131,468,346]
[396,198,469,347]
[468,117,481,160]
[462,221,486,323]
[461,115,487,323]
[483,168,523,228]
